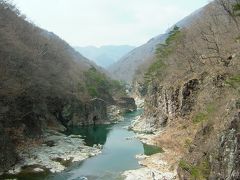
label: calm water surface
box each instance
[48,109,144,180]
[3,109,162,180]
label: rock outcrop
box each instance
[63,97,137,126]
[178,110,240,180]
[115,97,137,113]
[180,79,199,116]
[209,112,240,180]
[134,78,199,132]
[85,98,108,124]
[130,1,240,179]
[67,98,108,126]
[5,130,101,175]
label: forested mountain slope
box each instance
[108,34,168,83]
[108,8,203,83]
[131,0,240,179]
[0,1,128,172]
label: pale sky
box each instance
[12,0,210,47]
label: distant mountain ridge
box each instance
[75,45,135,68]
[108,7,204,83]
[108,34,169,83]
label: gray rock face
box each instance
[85,98,108,125]
[57,97,137,126]
[140,79,199,131]
[66,98,108,126]
[6,130,101,174]
[115,97,137,113]
[132,81,148,97]
[178,111,240,180]
[143,86,179,130]
[210,112,240,180]
[181,79,199,116]
[0,123,18,172]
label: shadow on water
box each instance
[64,109,144,147]
[0,167,51,180]
[143,143,164,156]
[65,124,112,146]
[2,108,162,180]
[124,108,144,119]
[47,109,145,179]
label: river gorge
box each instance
[2,108,163,180]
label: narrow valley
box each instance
[1,0,240,180]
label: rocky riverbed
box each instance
[4,130,102,177]
[1,97,178,180]
[123,99,179,180]
[1,104,134,179]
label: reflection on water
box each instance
[143,143,164,156]
[65,109,144,148]
[66,124,112,146]
[3,108,163,180]
[48,109,144,180]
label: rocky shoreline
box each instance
[1,104,129,178]
[2,97,176,180]
[3,130,102,177]
[123,98,179,180]
[123,132,178,180]
[122,133,178,180]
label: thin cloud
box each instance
[13,0,210,46]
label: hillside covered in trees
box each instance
[0,0,129,173]
[128,0,240,179]
[1,0,240,179]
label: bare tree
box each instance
[198,6,235,66]
[217,0,240,29]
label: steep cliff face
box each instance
[135,72,240,180]
[131,0,240,179]
[133,78,200,132]
[209,112,240,179]
[66,98,108,126]
[115,97,137,113]
[177,101,240,180]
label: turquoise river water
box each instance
[3,109,162,180]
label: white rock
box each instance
[8,167,21,174]
[135,154,148,160]
[68,134,82,138]
[9,131,101,175]
[123,168,177,180]
[33,168,44,172]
